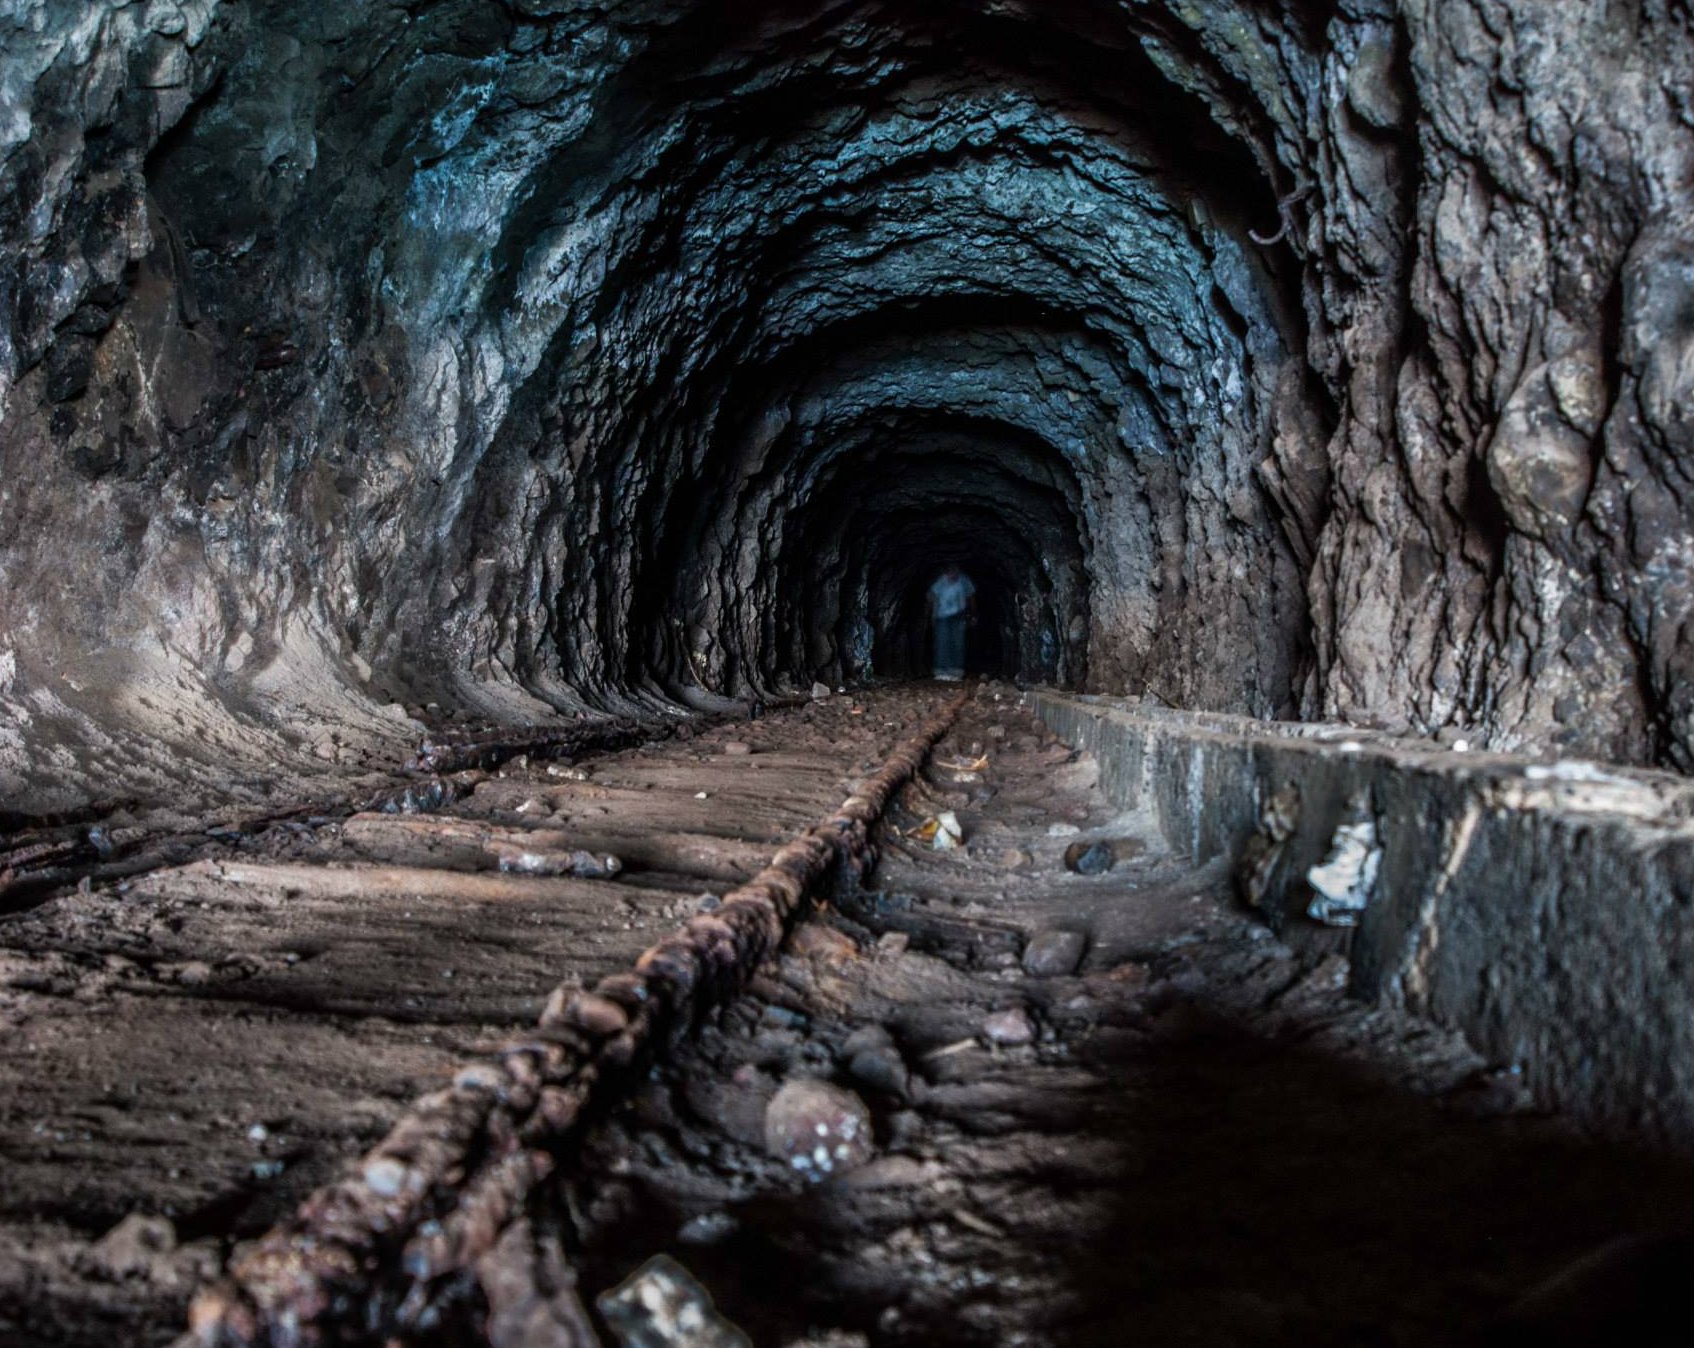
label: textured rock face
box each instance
[1031,688,1694,1144]
[1,0,1692,804]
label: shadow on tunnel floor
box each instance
[565,994,1694,1348]
[1041,1009,1694,1348]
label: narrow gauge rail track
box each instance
[0,687,965,1347]
[180,690,966,1345]
[8,686,1694,1348]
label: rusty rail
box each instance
[0,714,668,913]
[179,690,968,1346]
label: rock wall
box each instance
[1307,0,1694,766]
[2,0,1692,807]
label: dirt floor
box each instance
[3,684,1694,1345]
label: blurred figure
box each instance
[927,564,976,681]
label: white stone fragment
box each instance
[932,811,963,851]
[1307,815,1381,928]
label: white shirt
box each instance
[929,572,976,619]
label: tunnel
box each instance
[7,0,1682,770]
[7,1,1694,1345]
[5,0,1330,771]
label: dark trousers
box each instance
[933,614,967,677]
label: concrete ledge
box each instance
[1031,690,1694,1145]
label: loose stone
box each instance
[982,1007,1037,1046]
[1022,929,1087,976]
[763,1079,875,1181]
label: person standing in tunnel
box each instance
[927,563,977,681]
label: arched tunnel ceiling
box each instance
[3,0,1694,807]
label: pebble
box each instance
[453,1063,505,1091]
[362,1156,409,1198]
[1022,929,1087,976]
[760,1004,810,1031]
[1104,960,1150,987]
[847,1045,911,1101]
[722,740,753,756]
[764,1079,874,1181]
[842,1023,894,1056]
[876,931,910,956]
[144,4,189,38]
[566,992,632,1036]
[92,1213,177,1280]
[1046,822,1081,837]
[982,1007,1037,1046]
[1064,840,1115,875]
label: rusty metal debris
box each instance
[1235,783,1300,911]
[178,689,967,1347]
